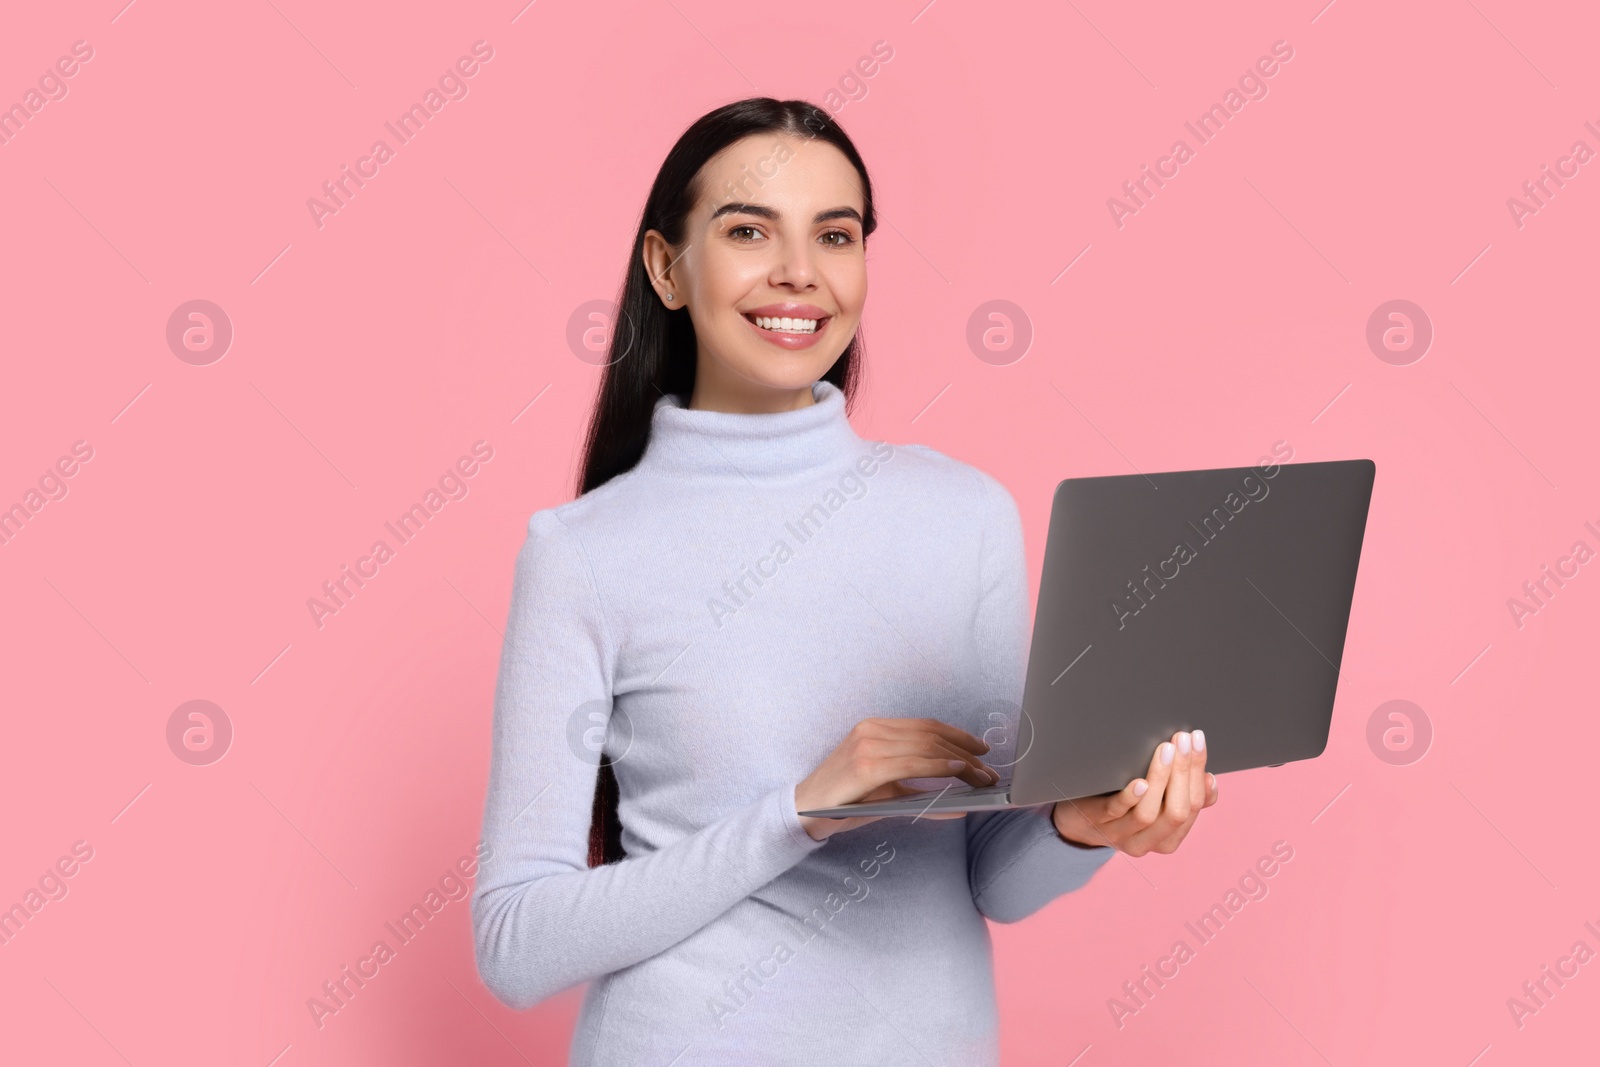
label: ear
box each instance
[641,230,685,309]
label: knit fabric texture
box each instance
[471,379,1115,1065]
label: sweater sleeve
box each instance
[471,509,828,1010]
[964,472,1115,924]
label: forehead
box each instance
[693,133,863,219]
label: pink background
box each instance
[2,1,1596,1063]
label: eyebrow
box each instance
[709,202,863,225]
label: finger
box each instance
[1100,776,1150,820]
[1152,810,1200,853]
[1100,740,1174,852]
[876,734,994,771]
[1146,772,1220,854]
[1187,729,1209,812]
[1126,738,1176,830]
[1166,731,1195,826]
[1122,732,1194,854]
[1155,771,1217,853]
[926,735,1002,782]
[878,736,1001,785]
[882,754,999,789]
[881,717,991,757]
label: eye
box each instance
[728,225,764,242]
[820,229,856,247]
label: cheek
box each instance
[826,261,868,315]
[696,247,766,304]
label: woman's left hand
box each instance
[1050,729,1218,856]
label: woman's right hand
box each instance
[793,717,1000,841]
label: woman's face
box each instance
[644,132,867,412]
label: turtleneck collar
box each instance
[633,379,864,480]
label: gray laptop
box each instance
[798,457,1376,818]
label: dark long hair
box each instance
[577,97,878,867]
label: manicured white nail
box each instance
[1193,729,1205,752]
[1133,780,1148,796]
[1177,732,1191,755]
[1161,742,1174,765]
[948,759,967,772]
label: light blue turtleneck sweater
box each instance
[471,379,1115,1065]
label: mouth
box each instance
[741,312,831,336]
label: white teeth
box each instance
[752,315,819,334]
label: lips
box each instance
[742,310,832,331]
[742,303,831,320]
[739,303,834,349]
[740,303,832,334]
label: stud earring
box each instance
[665,293,674,301]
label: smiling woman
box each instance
[637,126,871,410]
[469,97,1205,1066]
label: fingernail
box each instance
[1177,732,1191,755]
[948,759,966,772]
[1161,742,1174,765]
[1193,729,1205,752]
[1133,780,1148,796]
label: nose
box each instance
[769,231,819,290]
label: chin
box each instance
[733,354,842,391]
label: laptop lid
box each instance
[1008,458,1376,806]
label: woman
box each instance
[471,97,1217,1064]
